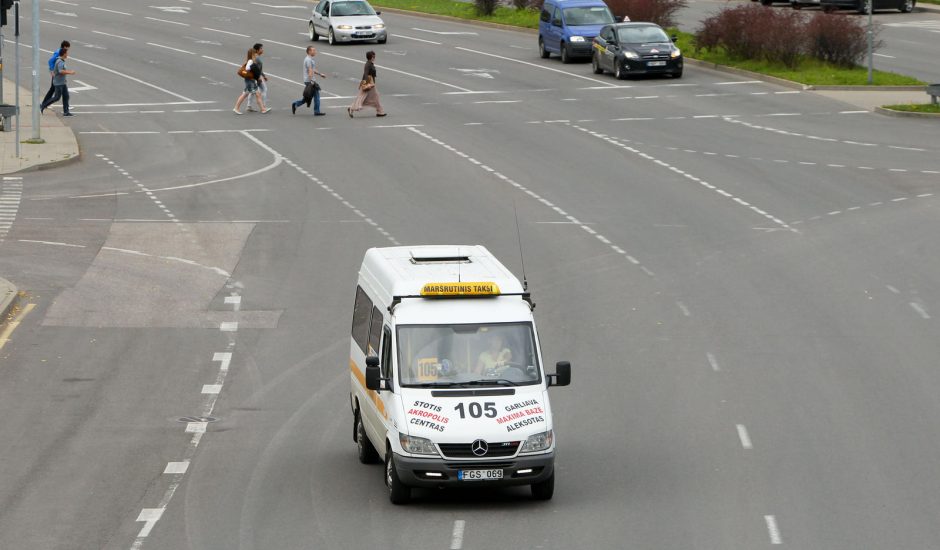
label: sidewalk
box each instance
[0,78,81,175]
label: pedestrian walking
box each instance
[291,46,327,116]
[42,40,70,107]
[347,51,386,118]
[246,43,268,112]
[40,47,75,117]
[234,48,270,115]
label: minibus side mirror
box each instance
[365,356,383,391]
[548,361,571,387]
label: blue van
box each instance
[538,0,620,63]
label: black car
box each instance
[591,23,683,79]
[820,0,913,12]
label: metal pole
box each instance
[15,0,20,156]
[867,1,873,85]
[31,0,39,140]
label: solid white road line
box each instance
[737,424,753,449]
[203,2,248,10]
[455,46,614,86]
[450,520,466,550]
[391,33,442,45]
[260,12,308,21]
[202,26,250,37]
[706,352,720,372]
[92,30,134,40]
[163,462,190,474]
[764,515,783,544]
[264,38,474,92]
[145,16,189,26]
[910,302,931,320]
[91,6,132,15]
[147,42,195,55]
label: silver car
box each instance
[309,0,388,45]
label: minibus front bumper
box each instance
[394,451,555,488]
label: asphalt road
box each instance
[676,0,940,83]
[0,2,938,549]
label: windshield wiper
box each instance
[406,381,461,388]
[459,379,519,387]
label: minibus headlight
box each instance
[520,430,553,453]
[400,434,439,455]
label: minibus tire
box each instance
[356,412,380,464]
[531,472,555,500]
[386,451,412,504]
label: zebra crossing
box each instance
[0,177,23,242]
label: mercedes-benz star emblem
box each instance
[471,439,488,457]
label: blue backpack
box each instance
[48,52,59,72]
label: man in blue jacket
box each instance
[42,40,70,107]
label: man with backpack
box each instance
[40,48,76,117]
[42,40,70,107]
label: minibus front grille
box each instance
[439,442,520,458]
[444,461,514,469]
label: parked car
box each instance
[591,22,682,79]
[820,0,913,11]
[538,0,621,64]
[309,0,387,45]
[790,0,822,9]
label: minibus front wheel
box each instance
[386,448,412,505]
[531,472,555,500]
[356,410,380,464]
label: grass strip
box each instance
[374,0,540,28]
[883,103,940,113]
[673,31,924,86]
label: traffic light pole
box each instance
[15,0,20,156]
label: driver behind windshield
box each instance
[475,334,512,375]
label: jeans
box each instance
[292,86,321,113]
[42,77,56,106]
[41,84,70,114]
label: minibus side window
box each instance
[368,306,383,356]
[351,286,373,355]
[380,326,392,381]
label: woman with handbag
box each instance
[234,48,270,115]
[347,51,386,118]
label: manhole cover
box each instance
[177,416,218,423]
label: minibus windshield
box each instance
[398,323,541,387]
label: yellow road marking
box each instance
[0,303,35,351]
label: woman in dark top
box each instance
[348,50,386,117]
[234,49,270,114]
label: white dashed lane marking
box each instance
[0,178,23,242]
[407,126,656,276]
[572,124,796,233]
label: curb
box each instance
[682,58,925,92]
[682,58,807,90]
[874,106,940,118]
[373,6,538,34]
[0,277,18,323]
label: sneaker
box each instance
[347,107,353,118]
[63,112,75,117]
[291,103,297,115]
[261,108,272,114]
[376,113,387,117]
[233,108,243,115]
[246,106,257,112]
[314,112,326,116]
